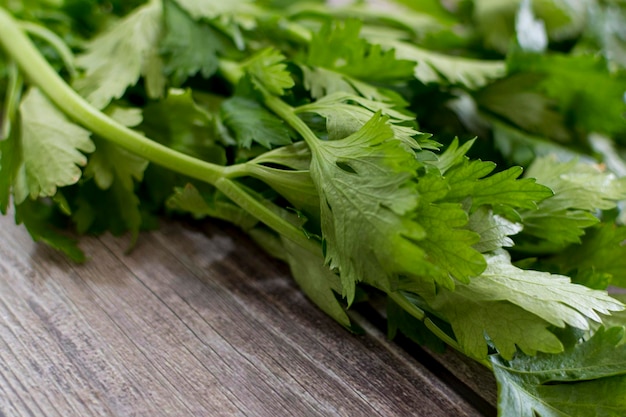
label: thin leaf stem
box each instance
[390,291,493,370]
[0,7,226,185]
[18,21,77,78]
[1,61,22,140]
[389,292,426,320]
[0,7,318,257]
[214,177,317,251]
[264,95,321,149]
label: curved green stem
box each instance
[389,292,426,320]
[0,7,225,185]
[1,61,23,140]
[264,95,321,149]
[0,7,320,258]
[214,177,317,251]
[19,21,77,77]
[390,291,493,370]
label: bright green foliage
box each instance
[242,48,294,96]
[172,0,251,20]
[308,113,427,301]
[14,88,94,203]
[221,96,292,149]
[492,327,626,417]
[73,0,165,108]
[428,251,623,360]
[508,51,626,137]
[519,156,626,249]
[283,237,350,328]
[384,40,507,89]
[161,0,223,86]
[141,88,226,164]
[431,139,554,210]
[305,19,416,82]
[299,65,405,104]
[468,207,523,253]
[2,2,626,416]
[549,224,626,288]
[295,92,422,146]
[85,139,147,191]
[414,173,486,283]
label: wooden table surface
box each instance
[0,213,497,417]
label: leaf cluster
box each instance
[1,1,626,416]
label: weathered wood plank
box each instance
[0,214,486,416]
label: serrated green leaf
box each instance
[14,88,94,204]
[526,156,626,212]
[73,0,165,108]
[299,65,407,105]
[81,105,148,243]
[221,96,292,149]
[161,0,222,86]
[519,156,626,248]
[382,39,506,89]
[84,138,147,191]
[308,112,431,302]
[305,19,415,82]
[435,294,564,360]
[432,139,553,210]
[427,251,624,360]
[295,92,422,147]
[492,327,626,417]
[242,48,294,96]
[468,207,523,253]
[415,174,485,283]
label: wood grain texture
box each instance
[0,214,488,417]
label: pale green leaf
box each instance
[242,48,294,96]
[468,207,523,253]
[14,88,94,203]
[295,92,421,147]
[475,251,623,330]
[382,40,506,89]
[427,251,623,359]
[309,113,434,302]
[283,237,350,328]
[173,0,251,20]
[74,0,165,108]
[520,156,626,247]
[221,96,292,149]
